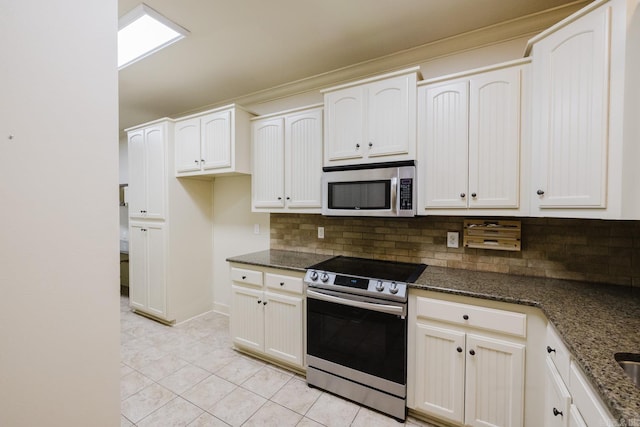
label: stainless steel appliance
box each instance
[304,256,427,421]
[321,161,416,217]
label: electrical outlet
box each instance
[318,226,325,239]
[447,231,459,248]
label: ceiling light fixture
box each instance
[118,3,189,69]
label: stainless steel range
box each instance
[304,256,427,421]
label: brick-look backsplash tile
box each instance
[270,214,640,287]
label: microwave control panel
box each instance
[399,178,413,211]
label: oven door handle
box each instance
[306,289,405,316]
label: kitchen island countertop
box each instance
[227,249,640,424]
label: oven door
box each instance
[306,288,407,389]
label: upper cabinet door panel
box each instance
[128,130,146,218]
[367,75,412,158]
[144,126,166,219]
[324,86,365,161]
[174,118,201,173]
[285,109,323,208]
[469,67,521,208]
[201,110,232,170]
[422,81,469,209]
[533,6,610,208]
[252,118,285,208]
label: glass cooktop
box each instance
[307,256,427,283]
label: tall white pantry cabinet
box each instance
[126,119,213,324]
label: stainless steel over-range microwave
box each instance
[321,161,416,217]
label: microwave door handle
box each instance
[307,289,404,316]
[391,177,398,213]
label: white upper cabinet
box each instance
[128,122,168,220]
[418,60,527,216]
[323,67,419,167]
[531,5,609,210]
[174,104,253,177]
[528,0,640,219]
[252,105,323,213]
[252,117,285,209]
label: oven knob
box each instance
[375,280,384,292]
[309,270,318,281]
[389,282,399,294]
[320,272,329,283]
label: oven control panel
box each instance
[304,270,407,301]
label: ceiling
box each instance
[118,0,583,132]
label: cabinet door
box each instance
[129,223,166,318]
[413,323,465,425]
[264,291,304,367]
[324,86,364,162]
[144,125,166,219]
[128,130,146,218]
[128,224,148,311]
[145,223,166,319]
[230,285,264,352]
[465,334,525,427]
[421,81,469,209]
[367,74,413,158]
[285,109,323,209]
[175,118,201,173]
[545,357,571,427]
[469,67,521,208]
[201,110,232,170]
[252,118,285,209]
[532,5,610,208]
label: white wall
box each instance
[0,1,120,426]
[212,176,269,313]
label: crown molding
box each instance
[177,1,589,116]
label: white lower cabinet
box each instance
[544,325,615,427]
[229,265,305,369]
[545,357,571,427]
[409,294,526,427]
[129,222,166,319]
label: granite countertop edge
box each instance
[227,249,640,423]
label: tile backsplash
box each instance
[270,214,640,287]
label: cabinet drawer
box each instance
[569,361,614,426]
[415,297,526,337]
[231,267,263,287]
[265,273,303,295]
[546,324,571,384]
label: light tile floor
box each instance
[120,296,437,426]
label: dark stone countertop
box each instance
[226,249,333,272]
[227,250,640,424]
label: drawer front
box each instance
[265,273,303,295]
[569,361,614,426]
[416,297,526,337]
[546,324,571,384]
[231,267,263,287]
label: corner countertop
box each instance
[227,249,640,424]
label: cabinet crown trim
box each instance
[174,103,256,122]
[250,103,323,121]
[125,117,173,132]
[320,66,422,94]
[524,0,610,56]
[418,57,530,86]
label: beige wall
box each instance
[212,176,270,313]
[271,214,640,287]
[0,1,120,426]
